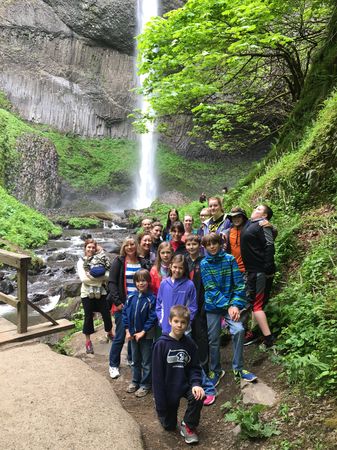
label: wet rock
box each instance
[59,282,81,300]
[80,233,92,241]
[102,242,120,254]
[0,279,15,295]
[158,190,191,206]
[51,296,82,321]
[47,252,67,262]
[31,293,49,303]
[63,265,76,274]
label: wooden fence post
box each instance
[17,258,29,333]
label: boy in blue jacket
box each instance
[152,305,205,444]
[200,233,257,386]
[122,269,157,398]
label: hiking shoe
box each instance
[126,383,139,393]
[233,369,257,383]
[109,366,120,379]
[209,369,225,387]
[135,387,150,398]
[85,340,94,354]
[243,330,260,346]
[259,336,277,352]
[203,395,216,406]
[180,421,199,444]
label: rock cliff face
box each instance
[10,134,61,209]
[0,0,136,138]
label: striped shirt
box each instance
[125,262,141,297]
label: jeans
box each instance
[207,311,245,373]
[131,338,153,389]
[201,369,216,396]
[109,311,126,368]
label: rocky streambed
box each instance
[0,221,132,325]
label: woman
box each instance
[137,232,154,269]
[203,196,231,236]
[77,239,113,354]
[181,214,197,242]
[107,236,146,379]
[162,208,179,242]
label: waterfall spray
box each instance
[134,0,159,209]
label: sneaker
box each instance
[85,340,94,354]
[233,369,257,382]
[126,383,139,393]
[209,369,225,387]
[109,366,120,379]
[135,387,150,398]
[243,330,260,346]
[180,421,199,444]
[203,395,216,406]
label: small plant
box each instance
[278,403,291,423]
[68,217,100,229]
[224,404,280,439]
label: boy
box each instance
[200,233,257,386]
[240,204,276,348]
[185,234,217,406]
[122,269,157,397]
[152,305,205,444]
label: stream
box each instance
[0,222,131,325]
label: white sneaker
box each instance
[109,366,120,379]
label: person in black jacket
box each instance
[152,305,204,445]
[107,237,147,379]
[240,205,276,348]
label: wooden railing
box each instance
[0,249,58,333]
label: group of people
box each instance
[76,196,277,445]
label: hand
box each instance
[228,306,240,321]
[134,331,146,342]
[192,386,205,401]
[259,219,272,228]
[125,330,133,341]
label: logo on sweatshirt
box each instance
[167,349,191,366]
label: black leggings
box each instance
[82,296,112,335]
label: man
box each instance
[240,204,276,348]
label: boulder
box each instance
[59,281,81,300]
[50,296,82,320]
[0,279,14,295]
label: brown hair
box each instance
[208,196,224,214]
[84,239,97,253]
[185,234,201,244]
[201,232,222,248]
[170,220,185,233]
[169,305,190,324]
[133,268,151,284]
[151,221,163,230]
[169,254,189,278]
[120,236,137,257]
[155,242,173,272]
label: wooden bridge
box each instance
[0,249,74,346]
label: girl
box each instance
[182,214,197,242]
[170,221,187,255]
[156,254,197,334]
[162,208,179,242]
[150,242,173,296]
[137,232,154,270]
[122,269,157,397]
[77,239,113,354]
[107,237,147,379]
[203,196,231,236]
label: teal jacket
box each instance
[200,250,247,313]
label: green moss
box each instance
[0,186,62,248]
[68,217,101,229]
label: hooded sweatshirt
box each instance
[152,333,202,414]
[200,250,247,312]
[156,277,197,333]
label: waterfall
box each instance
[133,0,159,209]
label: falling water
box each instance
[133,0,159,209]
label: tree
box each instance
[136,0,332,152]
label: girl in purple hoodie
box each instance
[156,255,197,334]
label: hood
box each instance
[204,249,227,262]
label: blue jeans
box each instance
[131,338,153,389]
[206,311,245,373]
[201,369,216,396]
[109,311,130,368]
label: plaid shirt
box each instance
[200,250,247,312]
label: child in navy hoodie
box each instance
[152,305,204,444]
[122,269,157,398]
[156,254,197,334]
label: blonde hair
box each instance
[120,237,137,257]
[155,242,172,272]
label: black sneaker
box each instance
[259,335,276,351]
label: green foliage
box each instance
[0,186,62,249]
[68,217,100,229]
[224,403,280,439]
[0,92,11,111]
[137,0,331,151]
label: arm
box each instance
[143,295,158,332]
[229,258,248,310]
[152,340,168,415]
[156,284,164,327]
[262,227,276,275]
[200,262,230,308]
[107,257,123,306]
[77,259,105,286]
[186,282,198,323]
